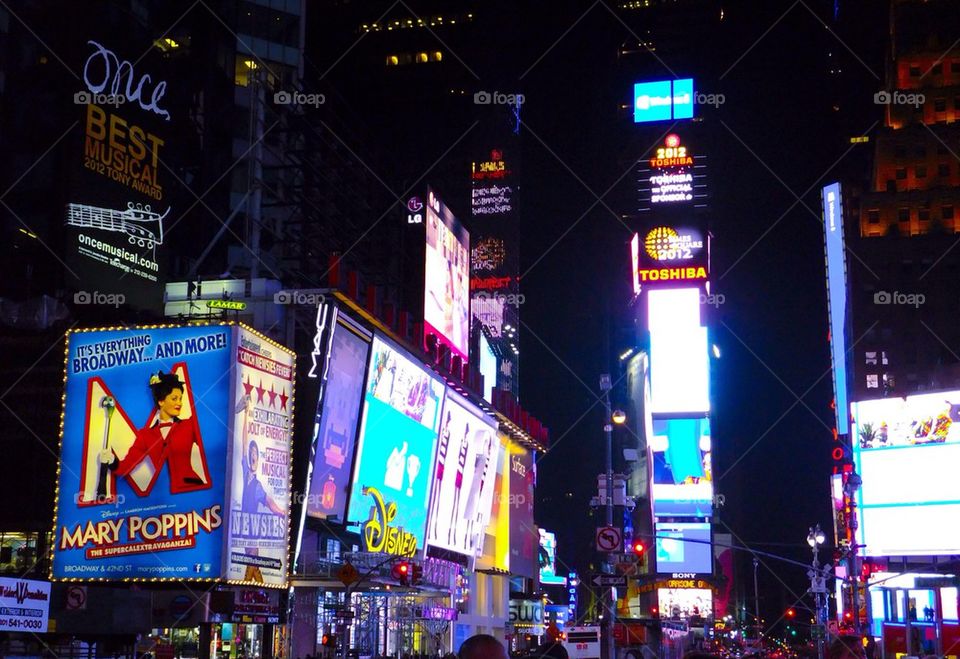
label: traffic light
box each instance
[391,561,410,585]
[321,633,337,648]
[650,606,659,618]
[786,608,796,618]
[631,541,646,557]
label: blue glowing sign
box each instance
[634,79,695,123]
[822,183,849,435]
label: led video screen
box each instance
[647,287,710,414]
[633,78,694,123]
[424,188,470,361]
[822,183,850,435]
[539,529,566,586]
[658,587,713,620]
[306,317,370,520]
[651,417,712,517]
[426,391,500,557]
[347,335,446,556]
[656,522,713,574]
[853,393,960,555]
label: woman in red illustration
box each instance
[99,371,208,494]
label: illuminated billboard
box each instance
[510,442,538,578]
[638,134,708,211]
[852,392,960,555]
[225,327,296,586]
[426,391,501,557]
[655,522,712,574]
[822,183,850,436]
[634,78,694,123]
[648,287,710,414]
[633,226,709,289]
[51,324,294,586]
[306,314,370,520]
[651,417,712,517]
[538,529,566,586]
[479,333,498,403]
[658,587,713,620]
[424,188,470,361]
[476,434,511,572]
[347,335,446,557]
[66,39,174,311]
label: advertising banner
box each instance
[426,392,500,557]
[424,187,470,361]
[52,324,294,586]
[637,133,708,211]
[651,417,713,517]
[225,327,296,587]
[306,315,371,520]
[658,587,713,620]
[509,442,538,578]
[347,335,446,557]
[66,38,175,310]
[538,529,566,586]
[853,392,960,555]
[633,225,709,288]
[0,578,50,633]
[470,147,520,397]
[477,435,511,572]
[655,522,712,574]
[822,183,850,436]
[633,78,694,123]
[52,325,232,581]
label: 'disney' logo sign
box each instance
[361,486,417,557]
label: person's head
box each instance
[247,440,260,472]
[149,371,184,420]
[458,634,507,659]
[828,635,866,659]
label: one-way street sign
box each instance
[592,574,626,587]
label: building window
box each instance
[415,52,429,63]
[866,374,879,388]
[943,205,955,221]
[867,209,880,224]
[898,207,910,222]
[953,60,960,74]
[894,146,906,159]
[938,144,949,155]
[932,63,943,76]
[882,351,889,365]
[939,163,951,177]
[915,146,926,158]
[919,207,930,222]
[865,351,878,366]
[896,168,907,180]
[431,51,443,62]
[935,98,947,112]
[917,165,927,178]
[386,55,399,65]
[909,65,921,77]
[955,96,960,111]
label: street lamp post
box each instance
[598,375,625,659]
[843,471,863,636]
[807,524,830,659]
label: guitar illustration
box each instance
[66,201,168,247]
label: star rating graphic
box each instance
[243,376,289,410]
